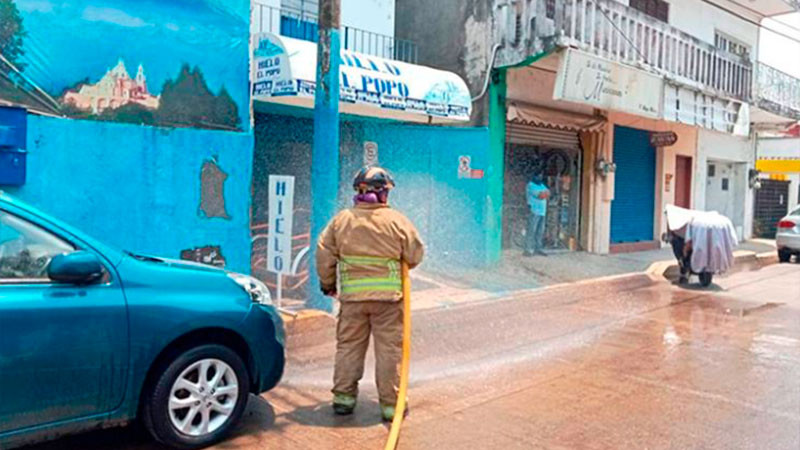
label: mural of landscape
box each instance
[0,0,249,131]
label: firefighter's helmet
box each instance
[352,166,395,193]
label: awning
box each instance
[252,33,471,122]
[757,158,800,174]
[507,101,605,131]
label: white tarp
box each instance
[252,33,472,122]
[665,204,739,274]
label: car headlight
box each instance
[228,273,273,306]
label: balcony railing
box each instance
[254,4,418,64]
[756,62,800,120]
[531,0,753,101]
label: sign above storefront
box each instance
[650,131,678,147]
[252,33,472,122]
[553,49,663,119]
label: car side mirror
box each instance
[47,251,105,285]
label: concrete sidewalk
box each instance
[280,240,778,350]
[409,239,776,311]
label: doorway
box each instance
[503,124,582,251]
[610,126,656,244]
[754,178,790,238]
[674,155,692,209]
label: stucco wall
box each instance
[347,121,491,267]
[694,129,754,239]
[252,111,491,303]
[395,0,493,126]
[9,114,254,273]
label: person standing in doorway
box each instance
[525,172,550,257]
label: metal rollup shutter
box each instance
[506,122,581,149]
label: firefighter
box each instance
[316,166,424,422]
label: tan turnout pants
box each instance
[332,300,403,406]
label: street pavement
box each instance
[28,263,800,449]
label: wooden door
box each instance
[674,155,692,209]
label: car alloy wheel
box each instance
[168,358,239,437]
[142,344,250,449]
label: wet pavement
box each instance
[27,263,800,449]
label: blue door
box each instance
[610,126,656,243]
[0,210,128,434]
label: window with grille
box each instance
[715,32,750,58]
[629,0,669,22]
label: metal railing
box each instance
[536,0,753,101]
[254,4,418,63]
[756,62,800,119]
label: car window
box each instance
[0,212,74,280]
[791,206,800,217]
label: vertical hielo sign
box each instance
[267,175,295,274]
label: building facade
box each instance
[249,0,493,308]
[397,0,800,259]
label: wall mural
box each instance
[0,0,249,131]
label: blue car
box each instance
[0,194,285,449]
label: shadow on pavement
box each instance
[22,395,277,450]
[281,399,383,428]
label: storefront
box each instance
[502,102,603,252]
[250,33,489,304]
[604,112,699,253]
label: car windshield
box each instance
[791,206,800,217]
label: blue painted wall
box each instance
[252,111,492,283]
[7,114,254,273]
[346,121,490,268]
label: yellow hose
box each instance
[384,262,411,450]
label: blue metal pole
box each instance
[308,0,340,310]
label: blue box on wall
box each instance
[0,107,27,186]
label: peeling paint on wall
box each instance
[180,245,226,268]
[199,156,231,219]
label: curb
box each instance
[645,249,778,279]
[280,309,336,351]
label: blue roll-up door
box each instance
[610,126,656,243]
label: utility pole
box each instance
[308,0,341,310]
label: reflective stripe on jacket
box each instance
[316,203,424,302]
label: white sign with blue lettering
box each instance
[252,33,472,122]
[267,175,295,275]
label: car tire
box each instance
[778,249,792,263]
[142,344,250,449]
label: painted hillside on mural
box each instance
[0,0,248,131]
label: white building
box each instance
[488,0,800,252]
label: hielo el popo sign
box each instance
[554,49,663,119]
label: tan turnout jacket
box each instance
[316,203,424,302]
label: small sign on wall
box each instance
[650,131,678,147]
[267,175,295,275]
[363,141,378,166]
[664,173,673,192]
[457,155,485,179]
[458,155,472,178]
